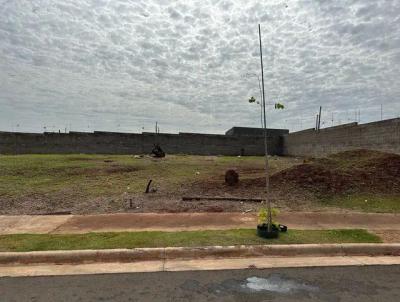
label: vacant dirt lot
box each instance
[0,154,299,214]
[1,150,399,215]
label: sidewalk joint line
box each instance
[162,248,166,272]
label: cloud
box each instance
[0,0,399,133]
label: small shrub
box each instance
[258,207,279,225]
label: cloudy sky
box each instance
[0,0,399,134]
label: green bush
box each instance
[258,207,279,225]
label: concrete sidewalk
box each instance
[1,212,400,234]
[2,256,400,277]
[2,244,399,265]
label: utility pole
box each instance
[315,115,319,130]
[155,121,158,134]
[318,106,322,131]
[258,24,272,232]
[381,104,383,120]
[331,112,334,126]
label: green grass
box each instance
[322,194,400,213]
[0,154,214,197]
[0,229,381,252]
[0,154,296,200]
[2,153,398,214]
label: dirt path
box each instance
[1,212,400,235]
[371,230,400,243]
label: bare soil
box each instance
[273,149,400,195]
[171,149,400,214]
[1,150,399,215]
[372,230,400,243]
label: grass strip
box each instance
[321,194,400,213]
[0,229,381,252]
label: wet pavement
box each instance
[1,265,400,301]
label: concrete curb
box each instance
[0,244,399,265]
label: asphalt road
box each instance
[1,265,400,301]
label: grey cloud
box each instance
[168,7,182,19]
[0,0,399,134]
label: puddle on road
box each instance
[242,275,319,294]
[181,274,319,297]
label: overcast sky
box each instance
[1,0,399,134]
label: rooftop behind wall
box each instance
[225,127,289,137]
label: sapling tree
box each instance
[253,24,285,235]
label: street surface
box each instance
[1,265,400,301]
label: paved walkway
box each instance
[1,212,400,234]
[1,256,400,277]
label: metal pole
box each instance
[257,76,263,128]
[318,106,322,131]
[258,24,272,231]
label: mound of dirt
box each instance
[272,149,400,195]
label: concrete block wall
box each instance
[283,118,400,157]
[3,119,399,157]
[0,129,285,156]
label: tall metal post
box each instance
[318,106,322,131]
[258,24,272,231]
[257,76,263,128]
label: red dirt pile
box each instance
[272,149,400,195]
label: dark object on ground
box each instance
[225,169,239,186]
[205,205,224,212]
[257,223,280,238]
[39,211,72,215]
[151,144,165,158]
[182,196,262,202]
[279,224,288,232]
[145,180,153,193]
